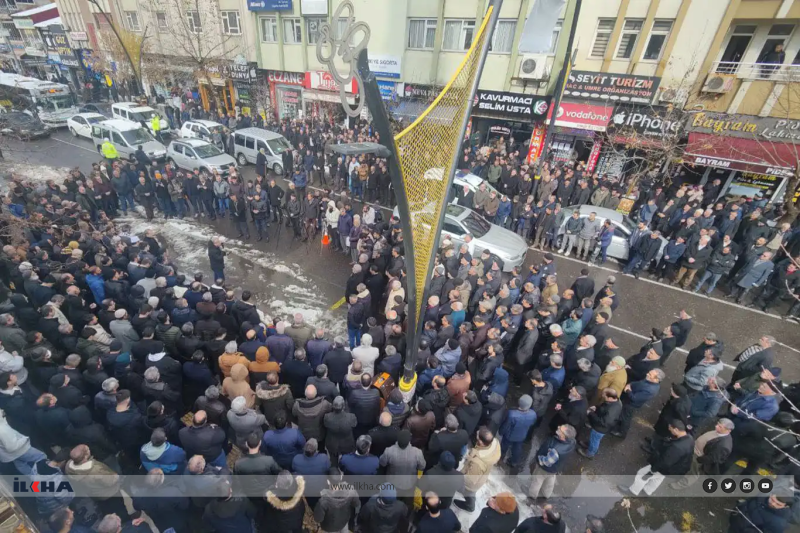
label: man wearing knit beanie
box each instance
[499,394,537,471]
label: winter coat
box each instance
[594,368,627,403]
[65,458,121,499]
[106,404,148,454]
[145,352,182,391]
[286,323,314,350]
[314,484,361,532]
[249,346,280,384]
[203,495,257,533]
[178,423,226,462]
[256,383,294,426]
[736,258,775,288]
[729,497,792,533]
[222,363,255,407]
[262,427,305,470]
[358,494,408,533]
[651,434,694,476]
[379,443,425,490]
[588,400,622,434]
[324,410,357,456]
[684,360,724,391]
[292,396,332,442]
[218,352,250,379]
[139,441,187,474]
[264,334,294,365]
[461,438,501,492]
[500,408,537,443]
[227,408,266,449]
[348,386,381,427]
[405,410,436,449]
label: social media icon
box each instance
[740,479,754,493]
[721,479,736,493]
[701,479,717,494]
[759,479,773,493]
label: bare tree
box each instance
[85,0,148,93]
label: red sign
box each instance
[546,101,613,132]
[304,71,357,93]
[586,141,603,172]
[526,124,546,164]
[267,70,305,85]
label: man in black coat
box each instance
[426,413,469,465]
[670,418,734,489]
[282,349,313,400]
[347,373,381,437]
[673,235,713,290]
[230,194,250,240]
[322,338,353,387]
[454,390,483,436]
[178,410,227,467]
[570,268,595,302]
[207,237,226,281]
[367,412,399,458]
[620,420,694,496]
[550,385,588,432]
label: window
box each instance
[590,18,615,58]
[124,11,140,32]
[408,18,437,49]
[260,17,277,42]
[306,17,325,45]
[186,11,202,33]
[642,19,673,60]
[2,22,20,41]
[757,23,794,64]
[172,144,184,155]
[490,20,516,53]
[615,19,643,59]
[443,19,476,51]
[221,11,240,35]
[443,221,465,236]
[549,19,563,54]
[244,137,255,149]
[718,24,757,73]
[155,12,168,31]
[283,18,301,44]
[112,132,124,145]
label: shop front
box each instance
[394,83,441,123]
[40,27,81,89]
[471,90,549,146]
[303,70,357,119]
[544,100,613,165]
[684,111,799,201]
[262,69,305,120]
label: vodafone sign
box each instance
[546,101,613,132]
[304,71,357,93]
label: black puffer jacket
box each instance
[264,476,306,533]
[256,383,295,426]
[292,396,331,442]
[323,410,357,456]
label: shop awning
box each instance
[684,132,798,178]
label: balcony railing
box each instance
[712,60,800,82]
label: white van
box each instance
[91,119,167,161]
[232,128,292,174]
[111,102,170,135]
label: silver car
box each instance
[394,203,528,272]
[167,139,237,177]
[556,205,667,261]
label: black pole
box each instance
[538,0,582,170]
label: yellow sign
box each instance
[105,75,113,87]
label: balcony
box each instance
[712,60,800,82]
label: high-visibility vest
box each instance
[151,116,161,132]
[101,140,118,159]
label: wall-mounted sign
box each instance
[377,80,399,101]
[688,111,800,144]
[266,70,304,86]
[24,46,45,57]
[546,101,613,131]
[473,90,535,120]
[304,70,356,93]
[367,53,401,79]
[607,104,685,141]
[247,0,292,11]
[300,0,327,15]
[564,71,661,104]
[69,31,87,42]
[526,123,546,165]
[13,19,34,30]
[403,83,440,100]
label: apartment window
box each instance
[642,19,673,61]
[717,24,757,73]
[757,23,795,63]
[408,18,437,50]
[590,19,615,58]
[490,20,516,54]
[260,17,277,42]
[2,22,20,41]
[283,18,301,44]
[186,11,202,33]
[306,17,326,45]
[155,12,168,31]
[615,19,643,59]
[124,11,140,32]
[221,11,240,35]
[549,19,563,54]
[443,19,475,51]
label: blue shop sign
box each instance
[377,80,397,101]
[247,0,292,11]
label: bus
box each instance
[0,72,79,128]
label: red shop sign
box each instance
[546,101,613,132]
[586,141,603,172]
[526,123,546,165]
[267,70,305,85]
[304,71,357,93]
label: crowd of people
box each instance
[0,111,798,533]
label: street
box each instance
[4,129,800,532]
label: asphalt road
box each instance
[4,128,800,532]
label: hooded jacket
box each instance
[222,363,255,407]
[203,495,257,533]
[227,408,267,449]
[358,489,408,533]
[264,476,306,532]
[314,483,361,532]
[65,406,115,461]
[462,438,501,492]
[256,383,294,426]
[324,409,357,456]
[218,351,250,379]
[145,352,182,391]
[139,441,187,474]
[249,346,280,383]
[262,427,305,470]
[65,458,121,499]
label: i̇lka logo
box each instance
[13,478,73,493]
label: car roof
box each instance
[173,138,212,147]
[568,204,624,223]
[97,119,142,131]
[185,119,221,127]
[454,171,483,188]
[234,127,283,140]
[72,113,104,119]
[113,102,154,111]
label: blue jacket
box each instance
[265,334,295,365]
[239,339,265,361]
[487,367,509,398]
[416,366,444,394]
[663,240,686,264]
[140,441,187,474]
[497,199,512,220]
[735,392,779,421]
[450,309,466,330]
[434,345,462,377]
[500,408,537,442]
[292,452,331,476]
[624,380,660,408]
[542,365,565,391]
[263,427,306,470]
[598,227,613,248]
[638,203,656,223]
[86,273,106,304]
[340,452,380,475]
[306,338,331,369]
[535,435,576,473]
[736,259,775,288]
[731,497,793,533]
[303,154,315,172]
[293,171,307,188]
[690,387,727,422]
[171,307,197,327]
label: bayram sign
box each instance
[608,104,685,140]
[474,90,534,120]
[689,111,800,144]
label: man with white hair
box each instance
[384,279,404,317]
[265,321,295,365]
[208,236,226,282]
[352,333,379,376]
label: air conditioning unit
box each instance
[657,87,687,105]
[518,54,548,80]
[702,73,736,94]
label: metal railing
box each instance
[712,60,800,82]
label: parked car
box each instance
[167,138,237,177]
[111,102,170,135]
[179,119,225,141]
[556,205,667,261]
[67,112,106,139]
[232,128,292,174]
[0,111,49,140]
[91,119,166,162]
[79,102,111,116]
[393,203,527,272]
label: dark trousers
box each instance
[653,259,677,280]
[235,219,250,238]
[290,217,301,237]
[754,285,783,310]
[254,218,268,238]
[614,403,637,437]
[729,285,752,303]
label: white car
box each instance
[67,113,105,139]
[167,138,237,176]
[180,119,225,142]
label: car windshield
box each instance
[208,125,224,134]
[12,113,40,125]
[121,128,155,145]
[86,116,104,125]
[267,137,292,155]
[461,211,491,238]
[130,110,158,122]
[194,144,223,158]
[39,93,76,112]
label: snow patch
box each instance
[0,161,71,186]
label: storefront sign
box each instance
[266,70,304,86]
[247,0,292,11]
[367,53,401,79]
[526,123,546,164]
[377,80,398,101]
[689,111,800,144]
[586,141,603,172]
[43,32,79,68]
[490,125,512,136]
[69,32,87,42]
[13,19,34,30]
[223,63,257,82]
[403,83,440,100]
[474,90,535,119]
[607,104,685,140]
[304,70,356,93]
[532,96,552,118]
[24,46,45,57]
[564,71,660,104]
[300,0,327,14]
[683,154,794,178]
[546,101,612,131]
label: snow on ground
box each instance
[117,215,346,336]
[0,161,71,187]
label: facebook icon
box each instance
[702,479,718,494]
